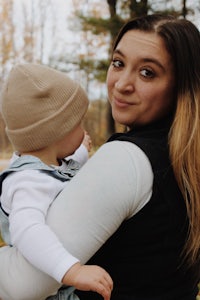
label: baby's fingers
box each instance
[64,263,113,299]
[93,275,113,300]
[103,272,113,291]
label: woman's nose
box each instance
[115,74,134,93]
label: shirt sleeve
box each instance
[2,170,79,282]
[66,144,89,166]
[47,141,153,263]
[0,141,153,300]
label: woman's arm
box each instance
[47,141,153,262]
[0,141,153,300]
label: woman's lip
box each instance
[113,97,131,108]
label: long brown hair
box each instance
[113,14,200,265]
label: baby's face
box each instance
[57,123,84,159]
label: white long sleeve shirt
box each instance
[0,141,153,300]
[0,144,89,283]
[47,141,153,263]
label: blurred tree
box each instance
[0,0,15,82]
[21,0,35,62]
[0,0,14,153]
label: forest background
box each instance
[0,0,200,160]
[0,1,200,296]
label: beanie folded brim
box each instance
[1,63,89,152]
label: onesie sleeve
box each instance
[2,170,79,282]
[66,144,89,166]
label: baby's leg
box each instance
[46,286,79,300]
[0,246,61,300]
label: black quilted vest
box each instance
[76,118,199,300]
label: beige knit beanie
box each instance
[1,63,89,152]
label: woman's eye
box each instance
[111,59,123,68]
[140,68,155,78]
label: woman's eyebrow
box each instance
[113,49,125,57]
[142,58,165,71]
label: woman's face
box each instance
[106,30,176,127]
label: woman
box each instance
[0,14,200,300]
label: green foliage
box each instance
[109,15,125,39]
[79,14,124,39]
[129,0,149,17]
[95,59,111,82]
[80,58,110,82]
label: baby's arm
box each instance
[3,171,78,282]
[2,170,113,300]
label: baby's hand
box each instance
[82,131,92,152]
[62,262,113,300]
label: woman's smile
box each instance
[112,96,137,108]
